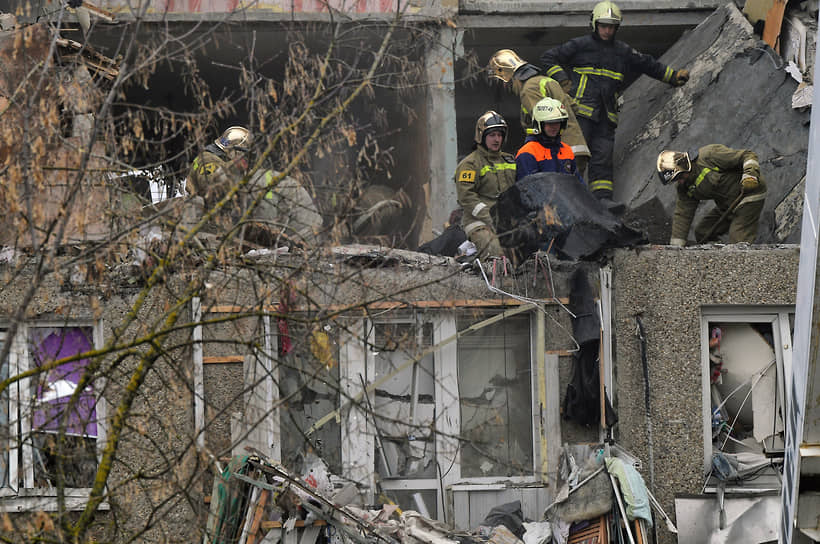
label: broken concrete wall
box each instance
[0,23,126,248]
[610,245,799,544]
[614,2,810,244]
[0,249,599,537]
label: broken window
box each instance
[371,320,436,480]
[28,327,98,489]
[0,323,104,508]
[457,312,533,478]
[701,308,792,491]
[0,330,8,493]
[279,323,341,475]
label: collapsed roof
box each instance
[614,2,810,244]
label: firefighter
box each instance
[515,97,583,183]
[455,111,516,259]
[657,145,766,245]
[541,1,689,208]
[488,48,590,177]
[187,126,252,211]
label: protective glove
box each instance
[741,175,759,192]
[66,0,83,7]
[560,78,573,94]
[672,69,689,87]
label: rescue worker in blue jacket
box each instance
[540,1,689,208]
[515,97,583,183]
[455,111,517,259]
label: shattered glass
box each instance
[457,312,532,478]
[279,323,342,474]
[372,321,437,479]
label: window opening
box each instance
[0,330,8,490]
[372,319,436,480]
[27,327,98,489]
[457,311,532,478]
[279,322,341,475]
[706,319,785,490]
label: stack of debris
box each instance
[204,445,677,544]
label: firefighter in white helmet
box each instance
[455,111,516,259]
[187,126,252,211]
[657,145,766,245]
[487,48,590,177]
[541,1,689,210]
[515,97,583,183]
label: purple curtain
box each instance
[31,328,96,438]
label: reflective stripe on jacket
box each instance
[540,33,675,125]
[516,76,590,158]
[454,145,516,235]
[672,144,766,241]
[515,136,583,183]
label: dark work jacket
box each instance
[540,32,676,125]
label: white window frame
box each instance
[700,306,793,479]
[0,321,108,512]
[337,308,544,518]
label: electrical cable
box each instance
[476,258,581,353]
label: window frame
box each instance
[0,320,108,511]
[337,308,544,518]
[700,305,793,485]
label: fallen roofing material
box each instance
[614,2,810,244]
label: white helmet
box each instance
[529,97,568,135]
[656,150,692,184]
[215,126,252,159]
[591,1,622,30]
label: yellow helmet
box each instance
[591,1,622,29]
[215,126,252,157]
[487,49,527,84]
[656,150,691,184]
[474,110,508,146]
[529,97,568,135]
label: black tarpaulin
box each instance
[491,173,646,260]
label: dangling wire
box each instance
[476,258,580,353]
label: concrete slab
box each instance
[613,2,810,244]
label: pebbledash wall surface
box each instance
[610,244,800,544]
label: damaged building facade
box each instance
[1,0,820,543]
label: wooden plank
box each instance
[206,298,569,315]
[203,355,244,364]
[762,0,789,53]
[246,490,270,544]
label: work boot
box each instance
[593,190,625,216]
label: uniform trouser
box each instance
[577,116,615,197]
[694,194,766,243]
[575,155,590,183]
[468,226,503,259]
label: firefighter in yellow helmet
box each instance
[541,1,689,208]
[187,126,252,211]
[657,145,766,245]
[487,48,590,177]
[455,111,516,259]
